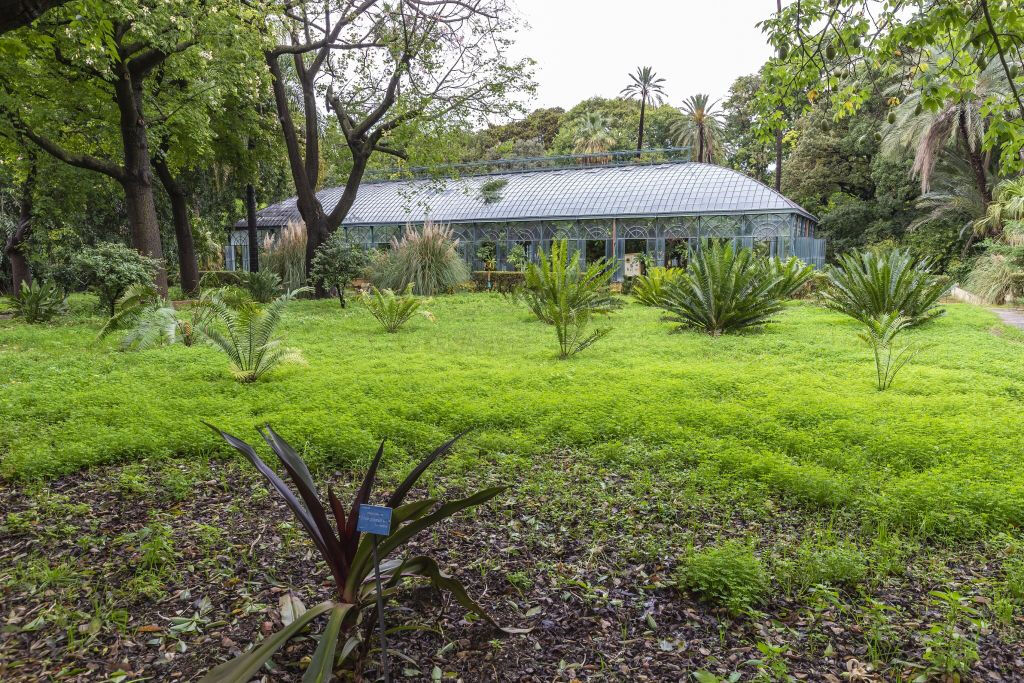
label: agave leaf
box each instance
[346,487,506,595]
[345,440,386,561]
[199,601,334,683]
[386,431,469,509]
[327,486,347,544]
[301,602,354,683]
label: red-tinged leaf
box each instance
[387,430,470,509]
[346,439,385,562]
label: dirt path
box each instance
[992,307,1024,330]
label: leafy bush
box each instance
[521,240,616,358]
[99,283,162,337]
[10,280,65,323]
[965,248,1024,304]
[370,222,470,295]
[261,220,307,291]
[198,270,242,290]
[675,539,768,613]
[72,243,159,316]
[471,270,525,293]
[507,243,529,271]
[821,248,950,326]
[858,312,925,391]
[659,240,789,336]
[111,289,220,351]
[363,284,429,333]
[239,270,282,303]
[784,541,867,592]
[632,266,683,307]
[201,425,519,681]
[309,232,369,308]
[202,287,310,382]
[765,256,816,299]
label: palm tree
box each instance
[671,94,723,163]
[620,66,666,152]
[573,112,616,160]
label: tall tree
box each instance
[672,94,723,163]
[2,143,35,294]
[721,74,775,184]
[774,0,784,191]
[620,66,666,152]
[572,112,615,156]
[261,0,532,293]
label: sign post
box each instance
[357,504,393,683]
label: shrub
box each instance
[363,284,429,333]
[72,243,159,316]
[198,270,242,289]
[309,233,369,308]
[370,222,470,295]
[787,541,867,592]
[821,248,951,326]
[521,240,616,358]
[471,270,525,293]
[858,312,925,391]
[261,220,306,291]
[110,288,221,351]
[99,283,162,337]
[675,539,768,613]
[201,425,518,681]
[765,256,815,299]
[632,266,683,306]
[507,243,529,271]
[659,240,788,336]
[965,249,1024,304]
[238,270,282,303]
[10,280,65,323]
[201,287,310,382]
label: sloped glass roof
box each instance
[240,162,815,228]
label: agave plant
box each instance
[10,280,66,323]
[200,425,520,682]
[858,312,925,391]
[363,284,431,333]
[821,248,951,327]
[520,240,616,358]
[202,287,310,382]
[659,240,786,336]
[632,267,684,307]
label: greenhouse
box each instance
[229,157,823,278]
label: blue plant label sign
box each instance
[357,504,393,536]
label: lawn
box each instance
[3,293,1024,681]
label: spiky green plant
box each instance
[199,426,522,682]
[115,290,222,351]
[821,248,951,327]
[521,240,616,358]
[99,283,162,337]
[765,256,816,299]
[659,240,787,336]
[201,287,310,382]
[239,269,283,304]
[363,284,430,333]
[371,222,470,296]
[10,280,66,323]
[858,312,924,391]
[632,267,684,307]
[261,220,307,291]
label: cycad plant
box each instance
[363,284,430,333]
[200,425,521,682]
[202,287,310,382]
[659,240,788,336]
[239,269,283,304]
[522,240,616,358]
[765,256,816,299]
[858,312,924,391]
[10,280,66,323]
[632,266,684,307]
[371,222,470,295]
[821,248,950,327]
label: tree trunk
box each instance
[775,0,783,192]
[637,97,646,153]
[698,125,706,163]
[958,109,992,207]
[4,159,36,296]
[115,68,168,294]
[0,0,69,34]
[246,183,259,272]
[153,156,200,297]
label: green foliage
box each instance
[765,256,816,299]
[821,248,950,327]
[72,243,159,317]
[858,313,924,391]
[506,243,529,272]
[238,270,282,304]
[10,280,65,323]
[201,425,515,680]
[675,539,768,613]
[967,246,1024,304]
[659,241,791,336]
[632,267,683,307]
[363,285,428,333]
[470,270,524,293]
[671,94,724,163]
[521,240,615,358]
[370,222,470,296]
[782,540,867,592]
[198,271,243,290]
[98,283,162,338]
[309,233,369,308]
[920,591,982,678]
[261,222,307,292]
[478,178,508,204]
[201,288,309,382]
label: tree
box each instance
[309,232,369,307]
[261,0,533,295]
[1,136,34,295]
[721,74,776,184]
[620,66,666,152]
[672,94,723,163]
[72,242,158,316]
[572,112,616,156]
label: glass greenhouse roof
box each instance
[239,162,815,229]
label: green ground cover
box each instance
[2,294,1023,540]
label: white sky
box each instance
[508,0,779,110]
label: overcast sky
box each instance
[507,0,779,111]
